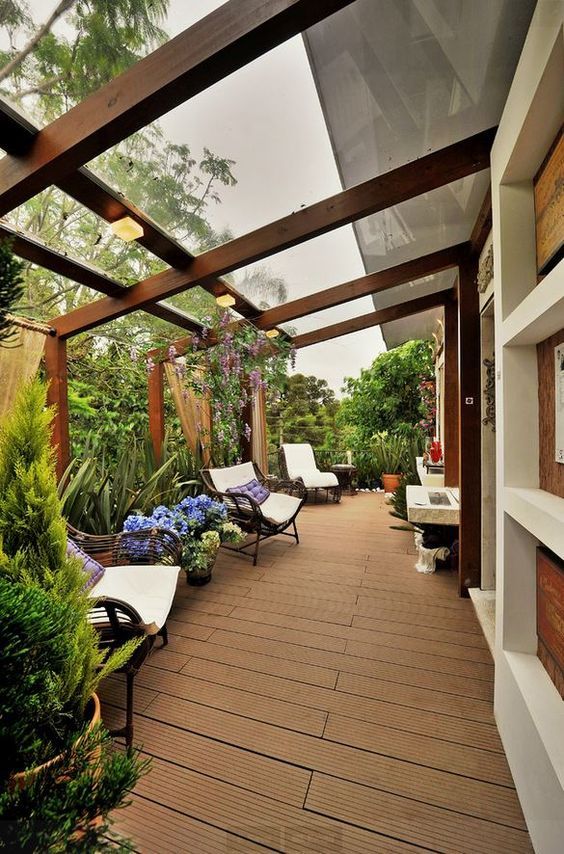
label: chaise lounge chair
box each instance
[201,461,306,566]
[279,443,341,503]
[68,525,182,747]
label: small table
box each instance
[407,485,460,526]
[331,464,357,495]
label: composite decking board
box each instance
[119,715,312,807]
[107,495,530,851]
[137,692,524,828]
[182,657,504,753]
[114,795,276,854]
[170,635,339,688]
[336,671,494,723]
[305,774,533,854]
[229,605,491,652]
[134,756,431,854]
[173,607,491,661]
[323,714,514,787]
[135,666,328,735]
[167,614,349,653]
[204,626,495,684]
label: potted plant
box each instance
[124,494,244,585]
[0,379,146,849]
[372,432,408,493]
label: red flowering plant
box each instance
[157,310,293,466]
[418,376,437,437]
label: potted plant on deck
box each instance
[372,432,408,494]
[0,380,146,850]
[124,494,244,585]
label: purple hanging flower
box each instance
[130,347,139,363]
[243,423,252,441]
[168,344,177,362]
[220,311,231,328]
[146,357,155,375]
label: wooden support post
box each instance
[44,335,70,480]
[444,294,459,487]
[458,252,482,596]
[148,362,165,464]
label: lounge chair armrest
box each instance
[68,524,183,566]
[270,479,307,499]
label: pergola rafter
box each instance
[0,99,265,324]
[0,221,204,333]
[291,290,452,349]
[51,128,495,338]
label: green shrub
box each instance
[0,379,145,847]
[0,725,148,852]
[59,434,201,534]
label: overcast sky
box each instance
[23,0,387,393]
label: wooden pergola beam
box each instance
[253,243,466,329]
[53,128,496,338]
[469,187,492,256]
[0,99,261,320]
[0,0,356,216]
[0,221,203,333]
[292,290,450,349]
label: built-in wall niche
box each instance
[537,547,564,699]
[538,328,564,496]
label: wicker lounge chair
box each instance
[279,443,341,503]
[201,461,306,566]
[68,525,182,747]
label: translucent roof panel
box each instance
[86,31,346,252]
[305,0,535,183]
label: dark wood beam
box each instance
[292,290,450,349]
[443,293,459,487]
[54,129,496,338]
[0,99,261,320]
[469,187,492,256]
[148,362,166,464]
[0,0,356,215]
[0,221,203,333]
[44,335,70,479]
[457,250,481,595]
[253,244,466,329]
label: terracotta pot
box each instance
[11,693,101,790]
[382,473,402,494]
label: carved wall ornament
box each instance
[483,357,496,431]
[477,245,494,293]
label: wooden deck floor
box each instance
[101,493,532,853]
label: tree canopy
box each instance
[338,340,434,440]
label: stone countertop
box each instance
[407,485,460,526]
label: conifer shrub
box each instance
[0,379,146,849]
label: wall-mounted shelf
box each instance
[504,486,564,562]
[502,259,564,347]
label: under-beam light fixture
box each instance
[216,293,236,308]
[265,329,280,338]
[110,216,144,242]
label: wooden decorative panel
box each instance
[534,123,564,276]
[537,328,564,497]
[537,548,564,699]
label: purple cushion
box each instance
[226,478,270,505]
[67,538,105,590]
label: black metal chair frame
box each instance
[201,462,307,566]
[68,525,182,748]
[278,446,342,504]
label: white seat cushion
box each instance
[208,462,256,494]
[297,469,339,489]
[90,564,180,635]
[260,492,302,525]
[281,444,338,489]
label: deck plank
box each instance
[106,494,530,852]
